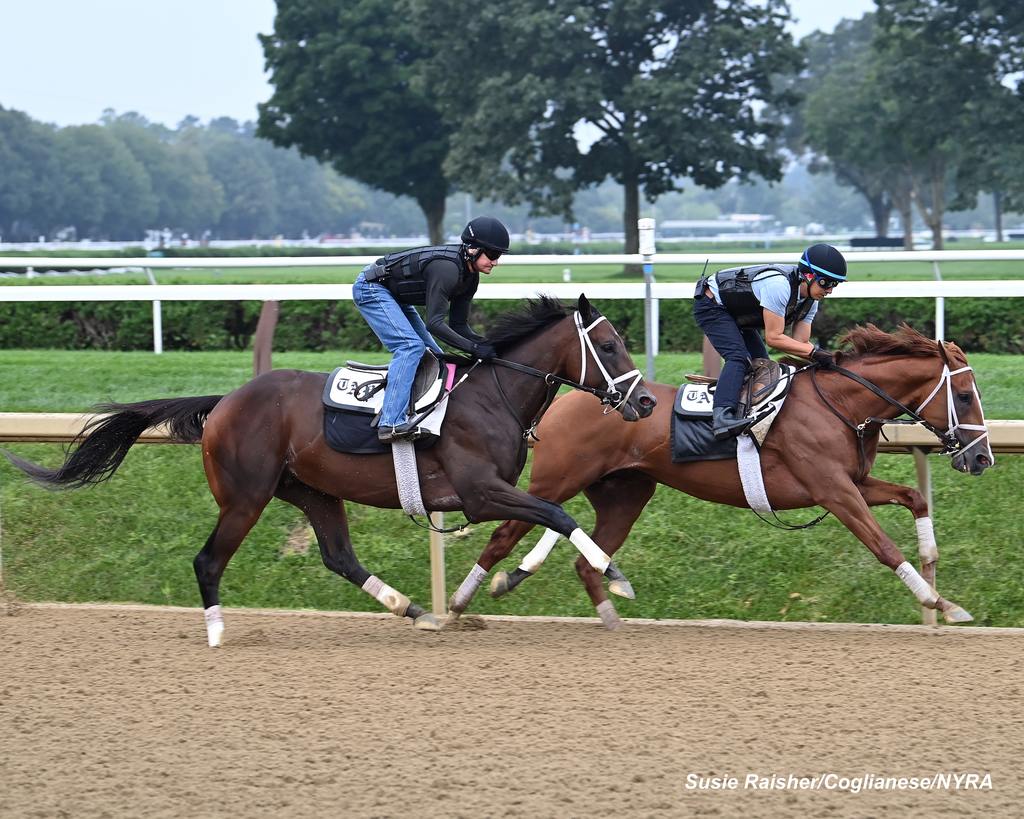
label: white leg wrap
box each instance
[519,528,560,573]
[568,528,611,573]
[362,575,410,616]
[451,564,488,610]
[596,599,621,628]
[204,605,224,648]
[896,561,939,606]
[916,517,939,565]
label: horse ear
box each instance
[577,293,596,321]
[938,338,952,367]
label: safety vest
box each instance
[714,264,814,330]
[365,244,467,305]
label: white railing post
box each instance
[933,261,944,341]
[638,218,657,380]
[144,268,163,354]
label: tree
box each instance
[0,106,63,241]
[788,15,902,239]
[417,0,800,254]
[257,0,453,243]
[874,0,1014,249]
[52,125,157,239]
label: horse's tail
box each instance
[5,395,223,490]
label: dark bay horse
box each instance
[8,296,655,644]
[447,325,994,628]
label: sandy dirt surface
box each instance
[1,604,1021,818]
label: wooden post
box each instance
[429,513,446,615]
[253,300,279,376]
[912,447,937,626]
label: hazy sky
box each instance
[0,0,875,129]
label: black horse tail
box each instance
[6,395,223,490]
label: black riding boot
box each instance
[712,406,750,441]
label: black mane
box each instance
[486,296,573,353]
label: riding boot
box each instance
[378,420,425,444]
[712,406,750,441]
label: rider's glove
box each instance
[473,341,497,361]
[809,346,835,368]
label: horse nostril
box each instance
[977,454,991,468]
[639,396,654,407]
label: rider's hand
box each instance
[809,346,835,368]
[473,342,497,361]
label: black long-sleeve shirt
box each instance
[422,257,487,352]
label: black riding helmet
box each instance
[798,243,847,287]
[461,216,510,257]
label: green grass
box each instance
[2,348,1022,625]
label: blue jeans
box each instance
[353,273,443,427]
[693,294,768,410]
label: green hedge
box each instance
[3,297,1023,353]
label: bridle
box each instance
[810,341,993,473]
[488,310,644,438]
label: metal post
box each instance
[933,261,944,341]
[429,513,446,615]
[638,218,656,380]
[144,268,163,354]
[912,447,937,626]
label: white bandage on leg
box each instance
[915,517,939,565]
[519,528,560,573]
[204,605,224,648]
[362,575,411,616]
[568,528,611,573]
[451,564,488,610]
[896,561,939,606]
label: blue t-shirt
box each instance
[708,267,818,324]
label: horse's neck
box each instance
[845,356,937,416]
[498,326,576,416]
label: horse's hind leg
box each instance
[194,503,270,647]
[574,471,657,630]
[275,475,440,632]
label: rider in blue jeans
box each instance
[353,216,510,443]
[694,243,847,440]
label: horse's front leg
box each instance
[823,482,972,624]
[447,518,536,622]
[857,476,938,603]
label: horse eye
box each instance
[957,392,972,404]
[600,341,615,353]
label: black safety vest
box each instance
[364,244,467,305]
[714,264,814,330]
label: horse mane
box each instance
[486,295,574,353]
[836,323,962,363]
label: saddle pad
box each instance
[671,388,738,463]
[322,362,456,415]
[323,409,441,455]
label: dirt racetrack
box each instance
[1,603,1022,818]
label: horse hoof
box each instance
[942,605,974,624]
[445,610,462,628]
[414,613,442,632]
[490,571,511,598]
[608,578,635,600]
[596,600,622,630]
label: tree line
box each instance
[3,1,1023,248]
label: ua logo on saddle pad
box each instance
[671,362,797,463]
[321,352,457,454]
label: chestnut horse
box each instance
[9,296,655,643]
[446,325,994,628]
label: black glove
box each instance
[473,341,497,361]
[809,345,835,367]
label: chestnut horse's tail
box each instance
[6,395,223,490]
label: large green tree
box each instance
[416,0,800,254]
[257,0,452,243]
[0,107,64,241]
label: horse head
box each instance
[573,294,656,421]
[921,339,994,475]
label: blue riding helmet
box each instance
[799,243,847,289]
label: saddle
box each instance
[322,351,457,454]
[671,358,797,463]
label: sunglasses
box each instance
[811,275,838,290]
[480,247,503,261]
